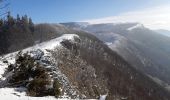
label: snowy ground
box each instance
[0,88,60,100]
[127,23,144,31]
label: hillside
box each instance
[61,22,170,90]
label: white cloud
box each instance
[83,5,170,30]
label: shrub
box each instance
[8,53,35,85]
[6,52,57,97]
[92,85,100,98]
[27,78,50,96]
[53,79,61,98]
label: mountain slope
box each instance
[61,22,170,90]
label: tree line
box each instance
[0,13,34,33]
[0,14,35,54]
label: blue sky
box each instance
[8,0,170,23]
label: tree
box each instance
[29,17,34,32]
[0,0,10,18]
[0,19,3,26]
[0,19,3,33]
[7,12,15,26]
[21,15,29,32]
[22,15,29,24]
[16,14,20,23]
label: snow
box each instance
[127,23,144,31]
[0,61,7,79]
[25,34,78,52]
[99,94,107,100]
[76,22,89,28]
[0,88,70,100]
[0,34,79,100]
[107,33,126,49]
[105,42,112,46]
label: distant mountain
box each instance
[0,23,170,100]
[155,29,170,37]
[61,22,170,90]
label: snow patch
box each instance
[0,88,65,100]
[127,23,144,31]
[99,94,107,100]
[107,33,126,49]
[105,42,112,46]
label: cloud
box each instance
[83,5,170,30]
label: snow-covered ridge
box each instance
[127,23,144,31]
[0,34,78,59]
[25,34,79,52]
[0,34,80,100]
[0,34,78,78]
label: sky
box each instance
[3,0,170,30]
[85,4,170,30]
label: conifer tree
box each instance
[21,15,29,32]
[29,17,34,32]
[16,14,20,23]
[7,12,14,26]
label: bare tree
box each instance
[0,0,10,18]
